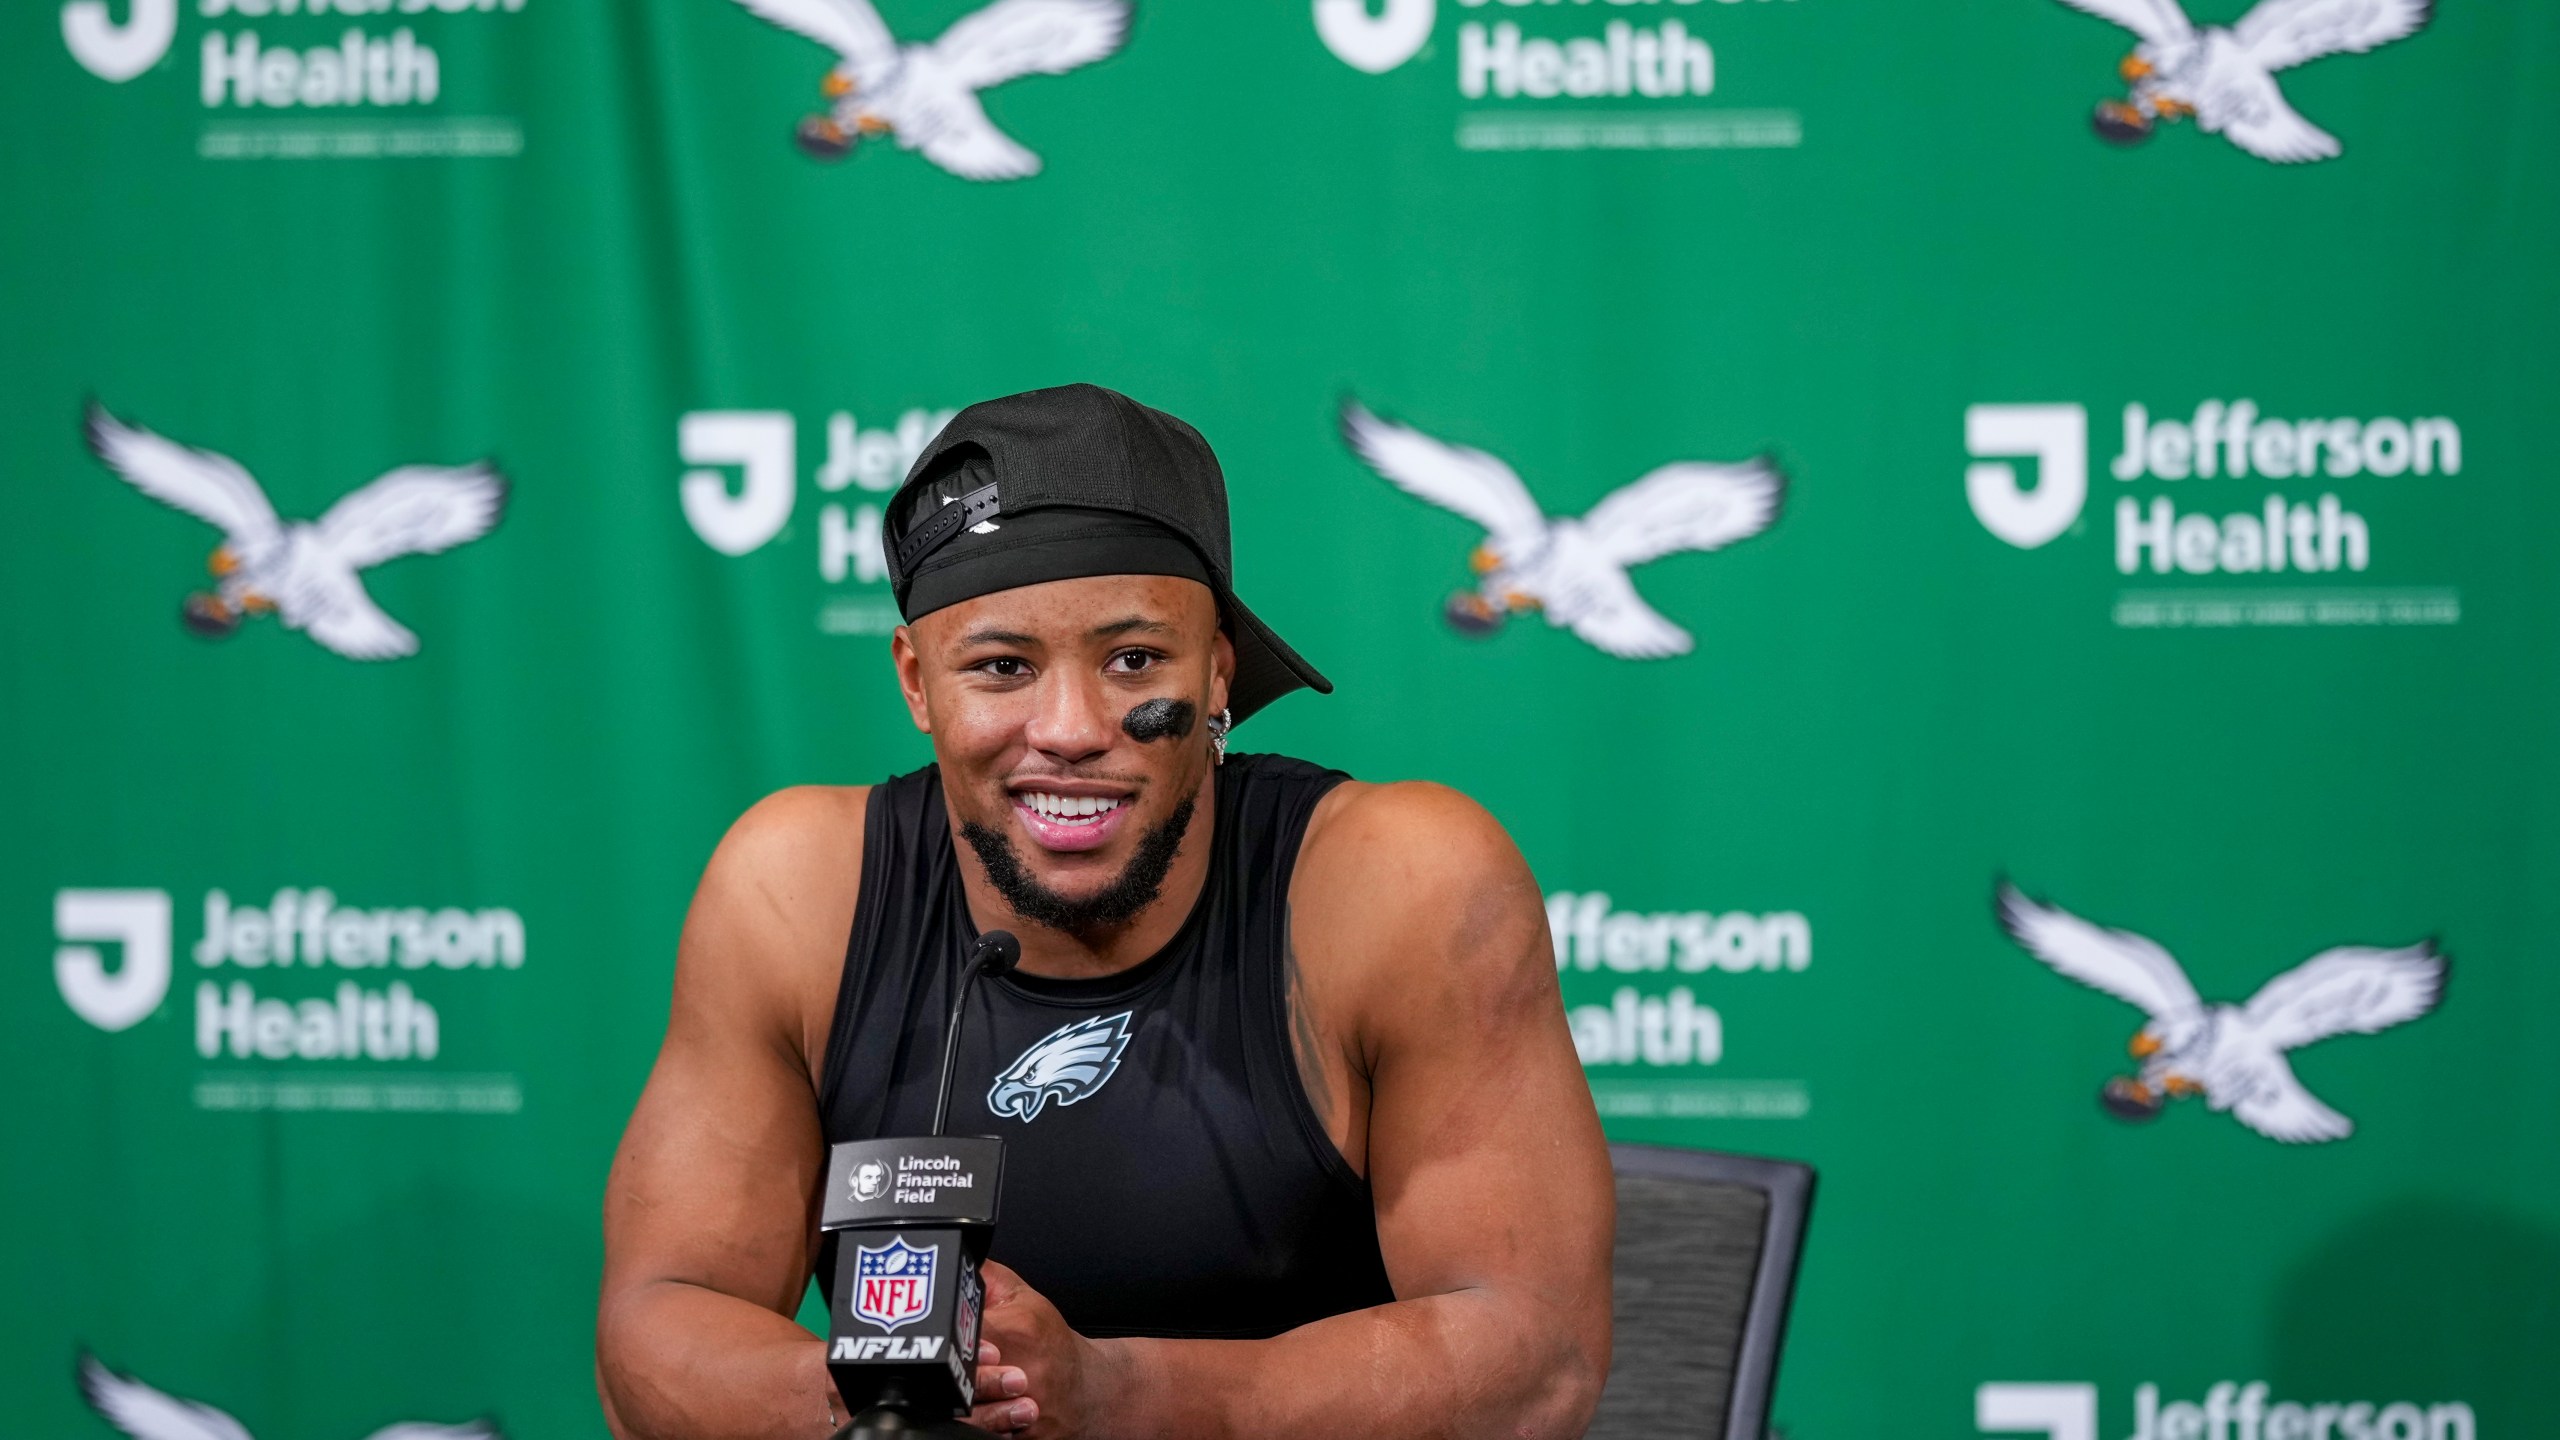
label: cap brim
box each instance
[1221,592,1330,725]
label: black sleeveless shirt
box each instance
[817,753,1396,1340]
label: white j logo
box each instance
[679,411,797,557]
[1314,0,1434,74]
[1965,404,2088,550]
[1976,1383,2095,1440]
[62,0,176,83]
[55,889,172,1032]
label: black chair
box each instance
[1585,1144,1816,1440]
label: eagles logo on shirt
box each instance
[987,1011,1133,1121]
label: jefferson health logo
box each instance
[1549,890,1812,1121]
[1994,883,2445,1144]
[1964,398,2463,629]
[1315,0,1806,153]
[678,402,957,636]
[78,1353,500,1440]
[852,1237,939,1332]
[1976,1381,2475,1440]
[85,404,505,660]
[727,0,1129,180]
[60,0,531,160]
[2054,0,2430,163]
[53,885,530,1114]
[1342,399,1784,659]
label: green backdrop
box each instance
[7,1,2554,1437]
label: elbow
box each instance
[1506,1316,1609,1440]
[595,1283,671,1440]
[596,1357,637,1440]
[1532,1348,1609,1440]
[595,1306,641,1440]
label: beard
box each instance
[960,796,1197,939]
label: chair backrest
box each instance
[1584,1144,1816,1440]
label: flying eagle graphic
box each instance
[2056,0,2431,162]
[733,0,1130,179]
[85,404,505,661]
[1342,399,1784,659]
[1997,884,2446,1143]
[78,1354,500,1440]
[987,1011,1132,1121]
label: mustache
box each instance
[997,765,1151,787]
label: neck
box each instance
[956,766,1219,981]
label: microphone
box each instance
[820,931,1022,1439]
[932,932,1020,1136]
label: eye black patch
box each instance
[1121,697,1197,743]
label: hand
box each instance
[968,1261,1114,1437]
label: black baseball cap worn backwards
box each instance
[884,383,1330,724]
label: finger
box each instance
[971,1365,1028,1399]
[975,1341,1003,1366]
[969,1398,1038,1433]
[979,1259,1024,1301]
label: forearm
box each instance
[599,1279,840,1440]
[1103,1289,1604,1440]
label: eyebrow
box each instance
[1092,617,1176,640]
[959,628,1041,649]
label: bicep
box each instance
[603,797,856,1318]
[1365,923,1612,1309]
[604,1004,825,1315]
[1317,790,1613,1308]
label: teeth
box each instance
[1022,792,1122,823]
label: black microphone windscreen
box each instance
[977,931,1022,977]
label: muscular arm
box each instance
[597,788,865,1440]
[1006,783,1615,1440]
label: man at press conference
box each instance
[596,384,1615,1440]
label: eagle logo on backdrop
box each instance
[731,0,1130,179]
[77,1353,499,1440]
[987,1011,1132,1121]
[1341,399,1784,659]
[2057,0,2431,162]
[84,404,505,661]
[1996,883,2447,1142]
[852,1237,940,1332]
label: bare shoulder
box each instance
[1295,779,1554,1012]
[675,784,872,1077]
[1301,780,1540,921]
[699,783,870,908]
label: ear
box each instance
[1209,628,1235,718]
[890,626,933,734]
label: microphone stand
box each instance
[827,932,1021,1440]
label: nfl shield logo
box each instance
[852,1238,938,1333]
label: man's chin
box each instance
[960,796,1197,939]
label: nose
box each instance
[1021,670,1115,766]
